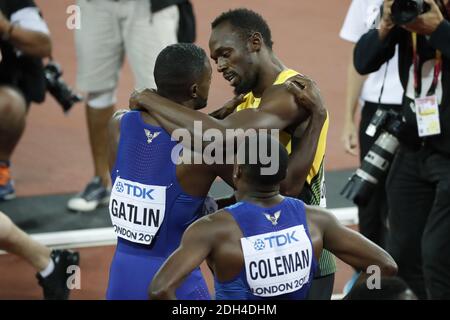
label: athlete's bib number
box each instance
[241,225,313,298]
[109,177,166,245]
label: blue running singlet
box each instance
[215,197,317,300]
[106,111,210,300]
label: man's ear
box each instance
[248,32,263,52]
[190,83,198,99]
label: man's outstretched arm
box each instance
[133,86,302,138]
[308,205,398,276]
[130,75,318,143]
[209,94,245,119]
[149,216,215,300]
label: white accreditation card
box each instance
[415,95,441,137]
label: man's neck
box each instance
[235,185,284,207]
[156,89,194,109]
[252,51,285,98]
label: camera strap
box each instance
[377,60,390,108]
[411,32,442,98]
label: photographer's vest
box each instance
[215,197,317,300]
[0,0,46,104]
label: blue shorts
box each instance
[106,246,210,300]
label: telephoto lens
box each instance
[341,109,405,206]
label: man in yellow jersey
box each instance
[132,8,336,299]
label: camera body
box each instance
[391,0,431,24]
[341,108,406,206]
[44,61,82,113]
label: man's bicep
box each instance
[224,94,301,132]
[322,211,393,271]
[222,107,289,131]
[157,219,214,287]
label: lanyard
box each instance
[412,32,442,98]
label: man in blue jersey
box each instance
[106,43,222,300]
[106,43,312,299]
[150,134,398,300]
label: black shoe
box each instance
[36,249,80,300]
[67,176,110,212]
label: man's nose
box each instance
[217,58,227,73]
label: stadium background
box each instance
[0,0,362,299]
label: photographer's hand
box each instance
[379,0,396,40]
[0,10,51,58]
[402,0,444,35]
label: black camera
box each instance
[341,109,406,206]
[391,0,431,24]
[44,61,82,113]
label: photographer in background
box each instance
[339,0,404,293]
[0,0,51,201]
[354,0,450,299]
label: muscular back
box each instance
[204,207,323,283]
[202,204,393,282]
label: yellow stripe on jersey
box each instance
[235,69,329,185]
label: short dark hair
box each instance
[236,132,288,185]
[346,277,417,300]
[154,43,207,93]
[211,8,273,49]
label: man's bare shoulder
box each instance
[258,82,304,120]
[304,205,339,230]
[196,209,240,238]
[202,209,236,224]
[260,83,294,106]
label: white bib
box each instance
[241,225,313,298]
[109,177,166,245]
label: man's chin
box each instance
[194,100,208,110]
[234,85,250,95]
[233,78,256,95]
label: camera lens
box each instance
[391,0,425,24]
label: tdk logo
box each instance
[254,239,266,251]
[120,183,154,200]
[116,182,124,193]
[255,231,299,250]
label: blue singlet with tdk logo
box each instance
[106,111,209,300]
